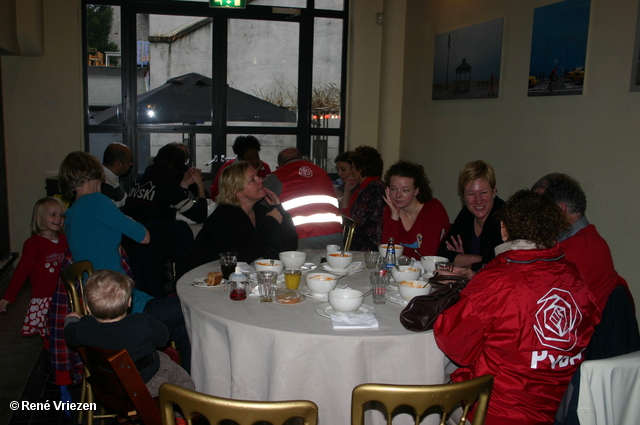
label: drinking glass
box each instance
[257,271,278,303]
[435,261,454,273]
[220,252,238,279]
[284,269,302,290]
[364,251,380,269]
[369,271,387,304]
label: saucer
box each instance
[315,302,376,319]
[300,263,318,273]
[320,262,364,275]
[385,287,408,305]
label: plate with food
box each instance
[275,289,306,305]
[192,271,226,288]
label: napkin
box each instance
[331,313,379,329]
[323,262,364,274]
[237,262,255,274]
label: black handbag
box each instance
[399,275,469,332]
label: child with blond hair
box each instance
[64,270,194,397]
[0,197,68,347]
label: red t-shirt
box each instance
[381,198,450,259]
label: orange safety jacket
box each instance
[274,161,343,240]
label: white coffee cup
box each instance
[326,244,340,253]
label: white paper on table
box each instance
[331,313,379,329]
[237,262,255,274]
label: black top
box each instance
[123,164,208,224]
[64,313,168,382]
[175,203,298,279]
[437,197,506,271]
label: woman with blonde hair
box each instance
[176,161,297,278]
[437,160,505,275]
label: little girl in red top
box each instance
[0,197,68,348]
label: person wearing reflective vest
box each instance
[264,148,343,250]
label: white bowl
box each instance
[398,280,432,301]
[305,273,339,295]
[254,259,285,274]
[279,251,307,269]
[326,251,354,270]
[420,256,449,275]
[378,244,404,259]
[391,265,422,283]
[328,288,364,313]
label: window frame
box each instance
[82,0,349,178]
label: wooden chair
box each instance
[159,383,319,425]
[61,260,94,424]
[341,214,356,251]
[78,346,161,425]
[351,375,494,425]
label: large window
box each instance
[83,0,348,182]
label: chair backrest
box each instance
[341,215,356,251]
[351,375,494,425]
[159,383,319,425]
[78,346,161,424]
[62,260,94,315]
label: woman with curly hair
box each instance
[381,161,450,259]
[345,145,386,251]
[434,190,600,425]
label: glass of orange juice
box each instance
[284,269,302,290]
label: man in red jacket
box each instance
[532,173,629,312]
[263,148,343,250]
[434,190,600,425]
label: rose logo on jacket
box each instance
[533,288,582,352]
[298,166,313,178]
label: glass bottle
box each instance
[385,237,397,272]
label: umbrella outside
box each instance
[91,72,297,125]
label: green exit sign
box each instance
[210,0,246,8]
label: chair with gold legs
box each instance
[341,214,356,251]
[61,260,95,424]
[159,383,319,425]
[351,375,494,425]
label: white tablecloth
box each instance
[177,250,447,425]
[577,350,640,425]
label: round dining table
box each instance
[176,250,447,425]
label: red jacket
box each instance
[271,161,342,240]
[434,243,600,425]
[3,234,68,303]
[560,223,628,312]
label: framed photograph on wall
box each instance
[528,0,591,97]
[432,18,504,101]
